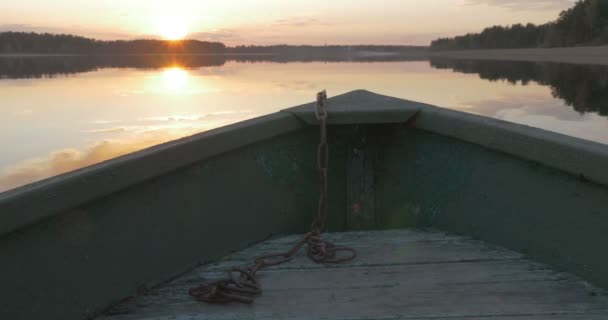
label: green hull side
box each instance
[2,90,608,319]
[371,125,608,290]
[0,126,348,320]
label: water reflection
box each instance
[0,54,427,79]
[1,57,607,193]
[0,55,220,79]
[430,58,608,116]
[0,129,188,194]
[162,67,189,93]
[0,114,252,193]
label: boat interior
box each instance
[1,90,608,319]
[100,230,608,320]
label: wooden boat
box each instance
[1,90,608,319]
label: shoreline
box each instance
[0,53,278,57]
[430,46,608,66]
[3,46,608,66]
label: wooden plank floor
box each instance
[100,230,608,320]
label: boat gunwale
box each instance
[415,103,608,186]
[1,89,608,237]
[0,111,305,236]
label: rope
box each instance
[189,91,356,304]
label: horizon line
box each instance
[0,31,429,48]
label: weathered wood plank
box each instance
[204,238,523,273]
[131,260,569,306]
[101,313,608,320]
[103,281,608,320]
[99,230,608,320]
[171,259,562,287]
[260,229,461,245]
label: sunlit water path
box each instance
[1,58,607,192]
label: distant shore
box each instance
[0,53,277,57]
[0,53,83,57]
[5,46,608,66]
[430,46,608,66]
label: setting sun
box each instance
[158,17,189,40]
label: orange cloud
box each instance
[0,129,202,193]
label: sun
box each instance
[159,17,189,41]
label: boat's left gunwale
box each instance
[0,111,305,236]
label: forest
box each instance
[0,32,426,56]
[0,32,227,54]
[431,0,608,50]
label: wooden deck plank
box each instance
[102,313,608,320]
[99,230,608,320]
[168,260,563,289]
[257,229,462,245]
[203,237,523,273]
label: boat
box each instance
[1,90,608,319]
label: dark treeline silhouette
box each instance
[431,0,608,50]
[432,24,549,50]
[430,57,608,116]
[0,31,428,57]
[228,45,427,58]
[0,53,428,79]
[0,32,226,54]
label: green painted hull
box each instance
[1,90,607,319]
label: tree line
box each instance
[0,32,227,54]
[431,0,608,50]
[0,32,427,56]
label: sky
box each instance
[0,0,576,45]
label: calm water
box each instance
[1,56,608,193]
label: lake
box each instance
[1,55,607,193]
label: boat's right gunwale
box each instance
[414,103,608,187]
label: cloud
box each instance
[465,0,575,11]
[273,17,328,27]
[86,127,129,134]
[92,120,122,125]
[460,93,585,122]
[137,111,253,123]
[0,111,258,193]
[0,129,199,193]
[0,24,49,32]
[12,109,34,116]
[190,29,242,42]
[199,110,253,120]
[274,80,317,92]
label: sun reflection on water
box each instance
[3,61,608,194]
[162,67,189,93]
